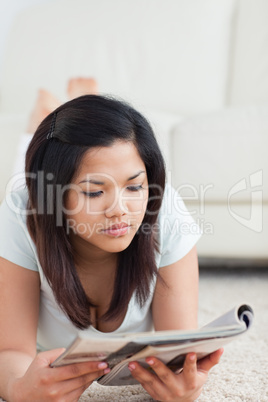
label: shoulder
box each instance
[156,183,202,267]
[158,183,200,229]
[0,187,30,231]
[1,186,29,214]
[0,187,38,272]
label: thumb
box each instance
[197,348,224,372]
[35,348,66,367]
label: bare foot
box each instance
[27,89,61,133]
[67,77,98,99]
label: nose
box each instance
[104,192,127,218]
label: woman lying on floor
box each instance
[0,91,223,401]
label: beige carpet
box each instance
[1,268,268,401]
[80,268,268,402]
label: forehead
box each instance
[75,141,146,180]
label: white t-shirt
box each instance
[0,184,201,350]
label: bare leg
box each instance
[27,89,61,133]
[67,77,98,99]
[27,78,98,134]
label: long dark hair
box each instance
[25,95,166,329]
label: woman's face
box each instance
[65,140,149,255]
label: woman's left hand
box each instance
[128,348,223,401]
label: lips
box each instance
[103,222,130,237]
[107,223,128,230]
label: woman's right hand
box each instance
[9,348,110,402]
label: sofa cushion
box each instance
[143,109,184,171]
[171,105,268,202]
[193,203,268,258]
[0,114,28,201]
[1,0,235,115]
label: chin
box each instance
[100,235,134,253]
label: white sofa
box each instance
[0,0,267,264]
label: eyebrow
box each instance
[79,170,146,185]
[127,170,146,181]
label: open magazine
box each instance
[51,304,253,386]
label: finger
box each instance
[197,348,224,372]
[66,373,102,402]
[63,368,110,393]
[128,361,168,400]
[51,361,110,382]
[182,353,198,390]
[37,346,109,382]
[42,368,110,401]
[145,357,181,390]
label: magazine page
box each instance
[99,330,250,386]
[202,304,253,329]
[133,304,253,346]
[51,304,253,369]
[51,337,131,367]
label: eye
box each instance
[82,191,103,198]
[127,185,143,192]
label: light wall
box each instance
[0,0,52,75]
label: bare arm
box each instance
[152,246,199,331]
[0,257,40,399]
[0,257,110,401]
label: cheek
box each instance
[65,190,83,213]
[66,191,104,216]
[126,193,148,217]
